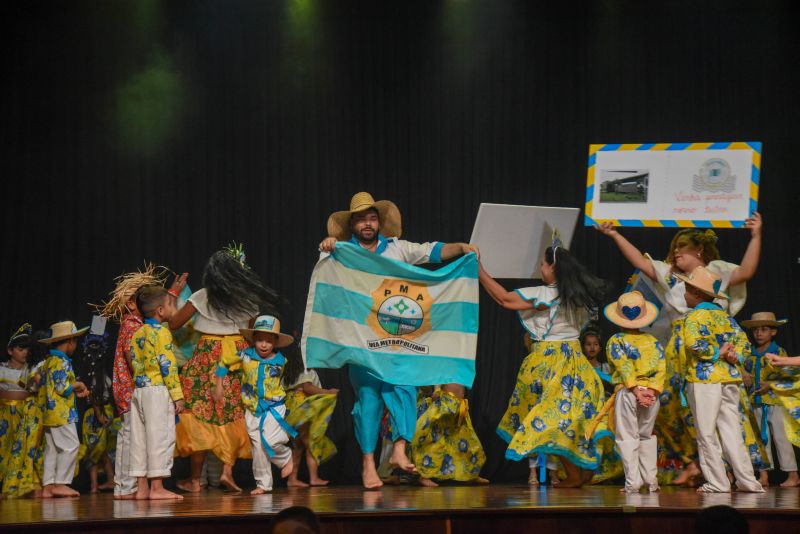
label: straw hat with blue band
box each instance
[672,265,730,300]
[604,291,659,329]
[39,321,89,345]
[740,312,788,329]
[239,315,294,347]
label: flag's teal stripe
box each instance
[306,337,476,387]
[430,302,478,334]
[312,282,478,334]
[333,242,478,282]
[312,283,372,324]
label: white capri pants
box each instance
[43,423,80,486]
[246,408,292,491]
[129,385,176,478]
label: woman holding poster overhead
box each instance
[481,239,612,488]
[595,213,763,485]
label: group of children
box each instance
[2,217,800,498]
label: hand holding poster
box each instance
[584,142,761,228]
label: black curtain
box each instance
[2,0,799,484]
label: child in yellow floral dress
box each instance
[603,291,666,493]
[78,375,119,493]
[283,352,339,488]
[741,312,800,487]
[40,321,90,498]
[678,266,763,493]
[480,240,611,488]
[412,383,487,487]
[214,315,297,494]
[765,351,800,465]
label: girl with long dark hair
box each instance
[170,244,286,493]
[481,245,612,488]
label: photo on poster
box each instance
[598,169,649,203]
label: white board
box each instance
[470,203,580,279]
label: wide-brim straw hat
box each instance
[239,315,294,348]
[740,311,788,329]
[327,192,402,241]
[604,291,659,329]
[40,321,89,345]
[673,266,730,300]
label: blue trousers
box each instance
[348,365,417,454]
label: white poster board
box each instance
[584,142,761,228]
[470,204,580,279]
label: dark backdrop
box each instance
[2,0,799,484]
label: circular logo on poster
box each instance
[377,295,424,336]
[693,158,735,193]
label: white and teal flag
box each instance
[301,242,479,387]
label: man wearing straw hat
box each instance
[678,266,763,493]
[319,192,478,488]
[40,321,91,498]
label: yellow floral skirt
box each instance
[767,368,800,448]
[78,404,120,467]
[497,340,606,470]
[1,395,45,498]
[411,390,486,481]
[177,335,252,464]
[285,389,337,465]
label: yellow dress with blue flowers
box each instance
[412,388,486,481]
[644,257,744,482]
[682,305,770,471]
[79,404,120,468]
[497,285,607,470]
[284,370,337,466]
[745,343,800,448]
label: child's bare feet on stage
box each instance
[113,493,137,500]
[52,485,80,498]
[149,488,184,500]
[280,458,294,480]
[309,477,329,487]
[176,478,202,493]
[554,476,583,488]
[219,473,242,493]
[250,487,268,495]
[758,471,770,488]
[42,485,55,498]
[780,472,800,487]
[135,486,150,500]
[97,481,115,492]
[672,462,701,486]
[419,478,438,487]
[288,479,310,488]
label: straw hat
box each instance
[739,312,788,329]
[673,265,729,300]
[604,291,659,329]
[239,315,294,348]
[326,192,402,241]
[40,321,89,345]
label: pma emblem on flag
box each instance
[366,279,433,353]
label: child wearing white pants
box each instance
[128,286,185,500]
[40,321,90,498]
[603,291,666,493]
[215,315,297,494]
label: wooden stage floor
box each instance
[2,485,800,533]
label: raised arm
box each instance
[729,212,762,287]
[595,222,656,281]
[169,300,197,330]
[478,264,535,311]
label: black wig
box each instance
[203,249,287,319]
[545,246,611,323]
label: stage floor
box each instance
[2,485,799,532]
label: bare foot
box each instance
[42,485,55,499]
[474,477,490,485]
[176,478,202,493]
[389,448,417,474]
[97,482,115,491]
[90,487,98,494]
[528,470,540,486]
[114,493,137,500]
[780,473,800,488]
[309,477,329,487]
[219,473,242,493]
[288,478,310,488]
[135,487,150,500]
[554,477,583,489]
[33,489,44,498]
[280,458,294,479]
[672,462,701,486]
[759,471,770,488]
[419,477,439,487]
[51,485,79,498]
[250,487,268,495]
[362,467,384,489]
[149,487,184,500]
